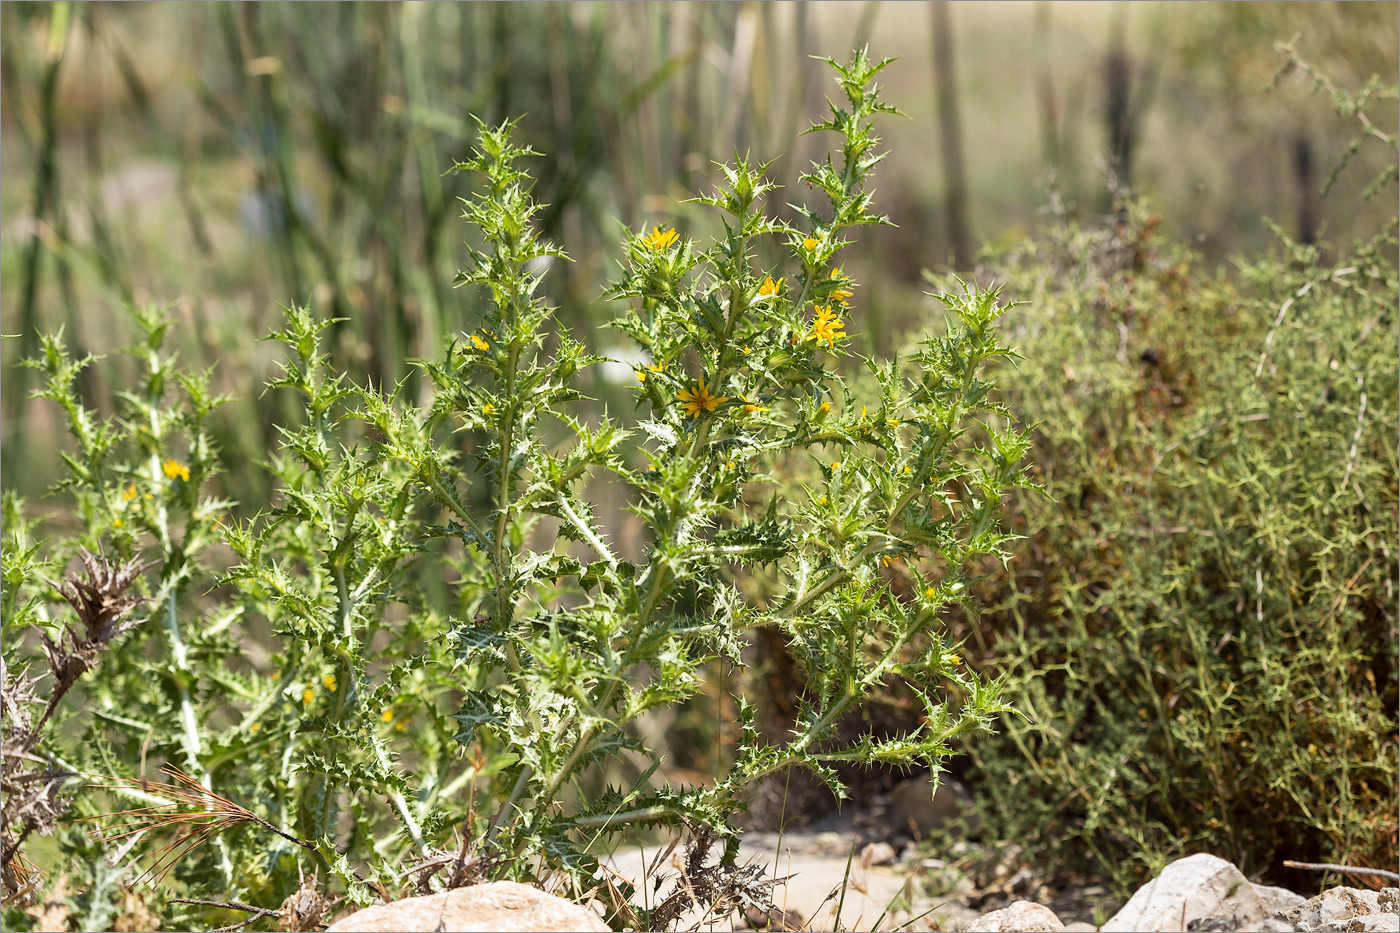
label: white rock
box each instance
[862,841,897,867]
[891,775,981,838]
[1340,912,1400,932]
[1253,882,1307,917]
[1100,854,1265,932]
[1379,889,1399,913]
[1278,887,1383,932]
[324,882,609,932]
[1061,923,1098,933]
[965,900,1066,932]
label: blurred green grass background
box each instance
[3,1,1395,513]
[2,2,1396,901]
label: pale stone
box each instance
[1379,889,1399,913]
[324,882,609,932]
[862,841,897,867]
[1341,912,1400,932]
[1061,923,1098,932]
[890,775,980,838]
[1278,887,1383,932]
[1100,854,1265,932]
[1253,882,1307,917]
[965,900,1066,932]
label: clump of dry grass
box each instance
[91,765,319,887]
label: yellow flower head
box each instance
[676,377,729,418]
[163,459,190,482]
[471,334,490,351]
[395,720,408,732]
[740,395,768,414]
[381,708,395,723]
[809,305,845,347]
[302,686,315,706]
[947,653,962,666]
[827,267,854,304]
[322,673,337,692]
[642,226,679,250]
[122,484,139,502]
[802,236,818,252]
[758,276,782,298]
[483,403,496,416]
[635,362,665,382]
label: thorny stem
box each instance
[556,493,616,568]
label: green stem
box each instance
[566,805,682,830]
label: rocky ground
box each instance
[598,777,1398,933]
[327,776,1399,932]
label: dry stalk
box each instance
[2,551,152,900]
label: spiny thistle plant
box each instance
[353,48,1030,918]
[1,51,1031,931]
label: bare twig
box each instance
[167,897,280,933]
[1340,376,1368,488]
[1283,859,1400,883]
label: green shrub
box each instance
[2,51,1031,931]
[962,50,1397,890]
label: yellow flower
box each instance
[635,362,664,382]
[162,459,190,482]
[676,377,729,418]
[947,654,962,666]
[642,225,679,250]
[483,403,496,416]
[113,518,123,528]
[249,722,261,733]
[302,686,315,706]
[809,305,845,347]
[381,708,395,723]
[471,334,490,351]
[394,720,408,732]
[819,400,831,415]
[322,673,337,692]
[740,395,768,413]
[758,276,782,298]
[925,587,937,599]
[827,266,853,304]
[802,236,818,251]
[122,484,139,502]
[831,462,841,471]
